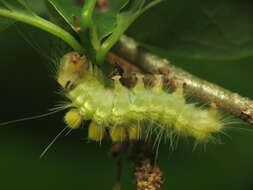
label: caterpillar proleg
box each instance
[58,52,225,146]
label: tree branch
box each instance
[112,35,253,125]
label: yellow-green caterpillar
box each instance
[58,52,224,145]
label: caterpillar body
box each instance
[58,52,224,145]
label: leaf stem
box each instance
[141,0,166,14]
[96,0,167,64]
[113,35,253,125]
[0,8,84,53]
[90,21,100,50]
[81,0,100,50]
[96,14,138,64]
[81,0,96,30]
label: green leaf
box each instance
[0,0,34,32]
[16,23,71,61]
[47,0,82,30]
[96,0,166,63]
[96,0,146,62]
[0,0,36,15]
[45,1,75,34]
[1,0,48,16]
[93,11,117,41]
[120,0,145,13]
[48,0,117,50]
[127,0,253,61]
[0,0,84,53]
[109,0,130,12]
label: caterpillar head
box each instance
[57,52,87,90]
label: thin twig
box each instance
[112,35,253,125]
[110,142,128,190]
[114,156,122,190]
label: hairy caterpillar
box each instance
[58,52,224,146]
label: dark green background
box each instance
[1,1,253,189]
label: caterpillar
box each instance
[57,52,225,146]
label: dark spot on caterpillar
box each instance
[162,75,170,89]
[158,67,169,75]
[65,80,71,89]
[114,62,124,76]
[143,75,156,88]
[157,67,175,90]
[65,80,76,90]
[70,83,76,90]
[119,73,137,89]
[108,61,125,80]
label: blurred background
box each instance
[1,0,253,189]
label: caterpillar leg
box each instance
[64,109,83,129]
[110,126,127,142]
[128,125,142,141]
[88,122,105,142]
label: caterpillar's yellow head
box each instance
[57,52,87,90]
